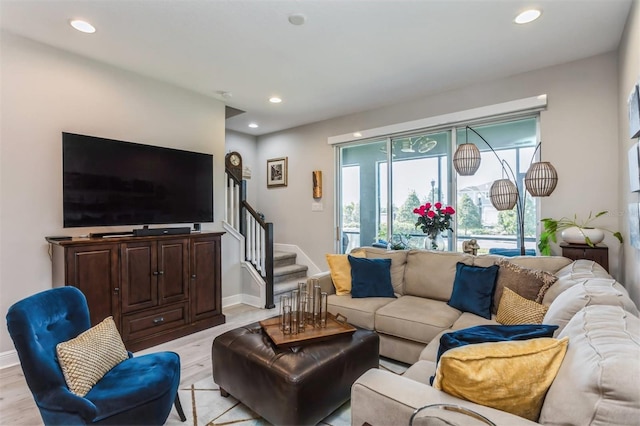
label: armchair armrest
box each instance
[307,271,335,295]
[351,369,538,426]
[38,387,98,422]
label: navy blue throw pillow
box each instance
[447,262,499,319]
[429,324,559,385]
[348,256,396,298]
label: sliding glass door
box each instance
[336,116,539,254]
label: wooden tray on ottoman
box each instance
[260,313,356,347]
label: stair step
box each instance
[274,251,297,268]
[274,263,308,284]
[273,279,302,298]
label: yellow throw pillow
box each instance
[325,252,366,295]
[433,337,569,421]
[56,316,128,397]
[497,287,549,325]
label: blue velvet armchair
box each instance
[6,286,187,425]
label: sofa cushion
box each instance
[404,250,473,301]
[433,337,568,422]
[543,260,613,305]
[506,255,572,274]
[349,256,396,298]
[539,305,640,425]
[326,294,394,330]
[436,323,559,365]
[450,312,498,330]
[375,296,461,345]
[360,249,408,295]
[497,287,549,325]
[325,252,366,295]
[448,263,499,319]
[544,278,640,335]
[492,260,557,314]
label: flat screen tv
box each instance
[63,132,213,228]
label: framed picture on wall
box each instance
[267,157,288,188]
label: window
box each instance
[336,116,539,254]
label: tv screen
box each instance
[63,132,213,228]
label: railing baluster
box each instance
[225,169,275,309]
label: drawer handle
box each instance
[153,317,165,324]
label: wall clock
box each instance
[225,151,243,180]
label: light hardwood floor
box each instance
[0,304,277,426]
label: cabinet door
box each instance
[158,238,190,305]
[191,237,221,321]
[65,244,120,328]
[121,241,157,313]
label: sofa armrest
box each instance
[351,369,538,426]
[307,271,335,295]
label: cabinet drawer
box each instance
[122,303,188,342]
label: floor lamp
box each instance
[453,126,558,255]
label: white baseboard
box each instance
[222,293,263,309]
[0,349,19,370]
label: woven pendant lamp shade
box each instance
[525,161,558,197]
[490,179,518,210]
[453,143,481,175]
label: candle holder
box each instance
[320,292,328,327]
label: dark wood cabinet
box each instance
[560,242,609,272]
[62,243,120,329]
[48,232,225,351]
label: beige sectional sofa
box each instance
[308,247,640,425]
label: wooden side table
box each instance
[560,242,609,272]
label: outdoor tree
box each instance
[397,190,422,223]
[457,194,482,234]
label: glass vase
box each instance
[425,233,445,251]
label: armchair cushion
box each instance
[87,352,181,422]
[56,316,128,397]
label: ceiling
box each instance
[0,0,632,136]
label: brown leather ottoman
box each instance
[211,321,379,426]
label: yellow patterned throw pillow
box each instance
[497,287,549,325]
[56,316,128,397]
[433,337,569,421]
[325,251,366,295]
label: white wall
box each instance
[618,0,640,303]
[0,33,227,353]
[257,52,633,303]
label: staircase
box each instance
[273,251,309,299]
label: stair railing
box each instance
[224,170,275,309]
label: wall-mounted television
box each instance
[63,132,213,228]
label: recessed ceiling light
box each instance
[70,19,96,33]
[269,97,282,104]
[248,123,259,128]
[514,9,541,24]
[353,132,362,138]
[288,14,306,26]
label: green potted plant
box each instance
[538,211,623,255]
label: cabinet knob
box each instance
[191,274,196,279]
[153,317,165,324]
[152,271,159,276]
[158,271,164,275]
[114,287,120,293]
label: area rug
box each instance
[166,358,408,426]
